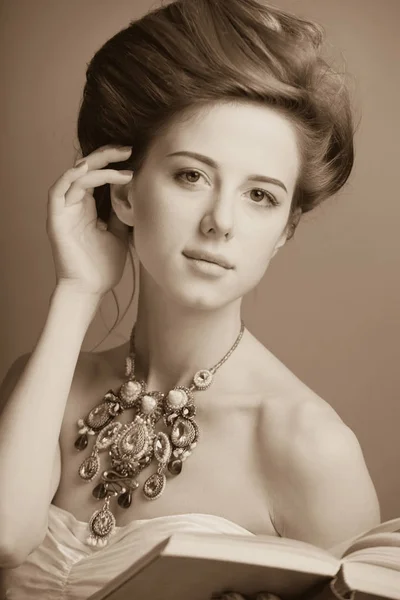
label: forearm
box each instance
[0,284,100,542]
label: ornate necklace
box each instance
[74,320,245,547]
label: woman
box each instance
[0,0,380,598]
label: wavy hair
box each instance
[77,0,355,348]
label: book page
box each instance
[329,517,400,559]
[163,531,339,569]
[342,532,400,559]
[343,545,400,571]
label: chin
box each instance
[166,280,242,312]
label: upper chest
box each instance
[56,346,323,535]
[56,351,288,533]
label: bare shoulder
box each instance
[62,342,129,419]
[250,338,381,548]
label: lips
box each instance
[183,250,233,269]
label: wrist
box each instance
[50,283,103,319]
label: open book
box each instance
[88,517,400,600]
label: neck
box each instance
[130,268,244,393]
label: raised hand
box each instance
[46,144,134,298]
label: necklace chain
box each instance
[129,321,245,388]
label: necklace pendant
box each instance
[96,422,123,451]
[79,452,100,481]
[87,499,116,547]
[165,386,192,411]
[143,472,166,500]
[86,400,116,431]
[79,320,245,546]
[119,380,144,409]
[136,391,164,421]
[171,417,199,448]
[153,432,172,464]
[193,369,213,389]
[111,417,153,464]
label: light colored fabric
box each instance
[2,503,253,599]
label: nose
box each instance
[199,190,235,240]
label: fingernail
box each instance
[117,146,132,151]
[120,170,133,177]
[74,159,87,168]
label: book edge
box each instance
[88,537,171,600]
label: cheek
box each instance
[135,178,185,232]
[132,183,186,268]
[236,222,284,284]
[241,226,278,264]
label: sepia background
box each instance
[0,0,399,522]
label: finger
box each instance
[48,161,89,213]
[64,170,133,208]
[78,145,132,172]
[96,218,108,232]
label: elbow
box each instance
[0,528,46,569]
[0,546,28,569]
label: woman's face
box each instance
[117,100,300,310]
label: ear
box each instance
[271,230,287,259]
[109,180,135,227]
[271,206,302,258]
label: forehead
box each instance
[152,100,300,192]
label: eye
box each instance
[174,169,205,186]
[247,188,279,207]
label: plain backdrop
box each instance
[0,0,399,522]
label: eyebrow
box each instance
[166,150,288,194]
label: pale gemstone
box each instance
[124,381,141,397]
[141,395,157,414]
[176,420,193,442]
[154,434,171,462]
[155,438,164,452]
[167,389,187,408]
[144,473,165,499]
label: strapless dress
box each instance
[1,503,254,599]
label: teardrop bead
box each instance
[171,417,198,448]
[89,506,115,540]
[86,402,114,431]
[92,483,108,500]
[168,458,183,475]
[96,422,122,450]
[74,433,89,451]
[117,490,132,509]
[117,420,149,458]
[154,432,171,464]
[79,454,100,481]
[143,472,166,500]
